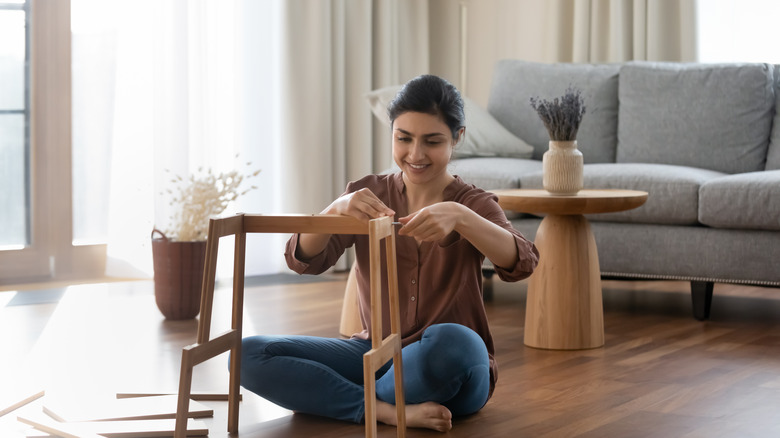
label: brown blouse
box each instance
[285,172,539,396]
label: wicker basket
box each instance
[151,229,206,320]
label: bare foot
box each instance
[376,400,453,432]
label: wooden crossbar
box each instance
[174,214,406,438]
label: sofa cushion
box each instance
[365,85,534,159]
[449,157,542,190]
[617,62,775,174]
[487,60,620,164]
[766,64,780,170]
[699,170,780,231]
[519,163,725,225]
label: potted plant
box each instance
[530,87,586,195]
[152,160,260,320]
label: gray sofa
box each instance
[449,60,780,320]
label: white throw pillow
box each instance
[365,85,534,159]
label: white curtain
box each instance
[148,0,281,277]
[545,0,698,63]
[277,0,431,215]
[71,0,277,278]
[72,0,432,278]
[275,0,432,270]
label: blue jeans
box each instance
[239,323,490,424]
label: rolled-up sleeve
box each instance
[470,191,539,282]
[494,228,539,282]
[284,180,368,275]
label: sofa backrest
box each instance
[487,60,620,164]
[617,62,775,174]
[766,64,780,170]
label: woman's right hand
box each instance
[323,188,395,221]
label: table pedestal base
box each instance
[524,214,604,350]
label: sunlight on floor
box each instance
[0,291,17,307]
[0,279,306,437]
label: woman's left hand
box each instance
[399,200,522,269]
[397,202,464,242]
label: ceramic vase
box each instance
[151,229,206,320]
[543,140,583,195]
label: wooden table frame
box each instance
[492,189,648,350]
[174,214,406,438]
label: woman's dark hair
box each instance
[387,74,465,141]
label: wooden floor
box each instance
[2,274,780,437]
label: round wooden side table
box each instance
[491,189,648,350]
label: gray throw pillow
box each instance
[365,85,534,159]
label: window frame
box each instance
[0,0,105,285]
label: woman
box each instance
[240,74,538,432]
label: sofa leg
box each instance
[691,281,714,321]
[482,269,494,301]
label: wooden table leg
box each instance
[524,214,604,350]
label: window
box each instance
[697,0,780,64]
[0,0,105,284]
[0,0,29,249]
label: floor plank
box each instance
[1,275,779,437]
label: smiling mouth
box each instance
[408,163,429,169]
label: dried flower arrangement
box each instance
[161,158,260,241]
[530,87,586,141]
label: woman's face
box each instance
[392,111,460,187]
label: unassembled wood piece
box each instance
[116,392,241,402]
[175,215,406,438]
[44,395,212,422]
[19,415,208,437]
[0,389,44,417]
[18,414,103,438]
[338,262,363,337]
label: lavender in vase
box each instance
[530,87,586,195]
